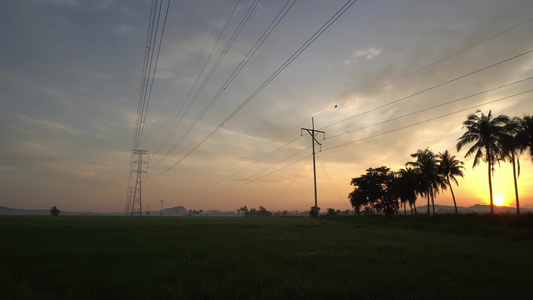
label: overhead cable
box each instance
[152,0,359,177]
[320,48,533,131]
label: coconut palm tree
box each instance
[406,148,445,215]
[437,150,465,214]
[500,118,522,214]
[516,115,533,160]
[456,110,510,215]
[392,173,408,215]
[395,168,420,215]
[509,115,533,214]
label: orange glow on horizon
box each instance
[461,161,526,208]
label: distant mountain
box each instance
[0,206,110,216]
[161,206,188,216]
[416,204,530,214]
[0,206,50,215]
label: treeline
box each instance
[309,207,352,217]
[236,206,351,217]
[348,110,533,216]
[237,206,296,217]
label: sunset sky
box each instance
[1,0,533,213]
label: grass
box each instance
[1,214,533,299]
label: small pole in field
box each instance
[159,198,165,217]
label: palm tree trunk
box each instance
[427,194,430,215]
[431,193,435,215]
[414,202,417,214]
[510,153,520,215]
[430,187,435,215]
[448,177,458,214]
[396,200,400,215]
[488,159,494,215]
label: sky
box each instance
[1,0,533,213]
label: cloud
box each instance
[344,47,383,65]
[28,0,78,6]
[19,115,83,136]
[98,0,113,9]
[27,0,112,9]
[13,140,58,157]
[0,165,17,171]
[114,24,134,36]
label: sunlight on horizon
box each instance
[493,194,506,207]
[463,161,530,208]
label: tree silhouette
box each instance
[516,115,533,160]
[348,189,367,214]
[407,149,445,215]
[349,167,396,215]
[456,110,510,215]
[501,117,522,214]
[247,208,258,217]
[258,206,272,217]
[512,115,533,215]
[437,150,465,214]
[326,208,337,216]
[238,206,249,215]
[309,206,320,218]
[394,168,420,215]
[50,206,60,216]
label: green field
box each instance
[1,214,533,299]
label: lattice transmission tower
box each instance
[124,186,133,215]
[130,149,149,217]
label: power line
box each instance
[151,0,296,168]
[179,152,312,206]
[189,13,533,185]
[175,83,532,206]
[174,135,302,203]
[320,48,533,131]
[327,77,533,140]
[323,90,533,152]
[198,13,533,184]
[132,0,156,151]
[163,66,533,199]
[313,15,533,122]
[151,0,233,157]
[152,0,359,177]
[126,0,170,216]
[316,155,351,209]
[268,155,311,211]
[150,0,254,167]
[138,0,171,150]
[142,2,530,209]
[219,0,358,126]
[228,57,533,196]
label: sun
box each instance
[493,194,506,206]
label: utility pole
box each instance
[130,149,149,217]
[301,117,325,224]
[159,198,165,217]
